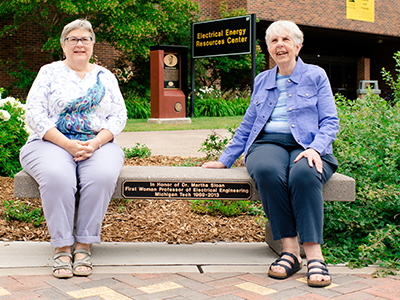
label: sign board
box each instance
[346,0,374,23]
[190,14,256,117]
[122,180,252,200]
[192,15,252,58]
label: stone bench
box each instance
[14,166,355,255]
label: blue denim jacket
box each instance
[219,58,339,168]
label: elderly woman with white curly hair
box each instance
[20,19,127,278]
[203,20,339,288]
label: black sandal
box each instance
[268,252,302,279]
[307,259,332,287]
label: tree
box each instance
[0,0,200,96]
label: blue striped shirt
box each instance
[263,73,291,134]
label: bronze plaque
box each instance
[174,101,183,112]
[122,180,252,200]
[164,53,179,89]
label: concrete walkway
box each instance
[0,242,278,275]
[116,129,231,157]
[1,130,398,299]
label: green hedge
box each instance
[124,87,251,119]
[192,87,250,117]
[324,92,400,276]
[0,90,29,177]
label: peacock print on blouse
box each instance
[56,71,105,141]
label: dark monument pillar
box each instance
[148,45,190,124]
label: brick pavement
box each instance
[0,271,398,300]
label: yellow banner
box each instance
[346,0,374,22]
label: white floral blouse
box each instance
[25,61,127,143]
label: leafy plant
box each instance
[324,92,400,276]
[0,47,37,97]
[198,126,236,159]
[193,87,251,117]
[191,199,263,218]
[381,51,400,106]
[0,88,29,177]
[123,143,152,159]
[3,200,44,227]
[195,96,234,117]
[124,91,151,119]
[0,46,37,99]
[228,89,252,115]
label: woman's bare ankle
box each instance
[55,246,71,254]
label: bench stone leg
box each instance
[264,222,305,258]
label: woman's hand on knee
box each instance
[201,161,227,169]
[294,148,323,174]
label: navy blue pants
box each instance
[246,133,337,244]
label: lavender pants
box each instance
[20,140,124,248]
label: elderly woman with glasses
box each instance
[20,19,127,278]
[202,20,339,287]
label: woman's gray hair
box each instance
[60,19,95,45]
[265,20,303,47]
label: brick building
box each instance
[196,0,400,99]
[0,0,399,99]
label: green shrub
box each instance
[193,87,250,117]
[3,200,44,227]
[191,199,252,217]
[381,51,400,106]
[229,89,252,115]
[190,199,263,218]
[194,87,234,117]
[198,126,236,159]
[123,143,152,159]
[324,92,400,276]
[124,91,151,119]
[0,88,29,177]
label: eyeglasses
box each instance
[64,36,93,45]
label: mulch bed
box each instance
[0,155,264,244]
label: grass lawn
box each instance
[123,116,244,132]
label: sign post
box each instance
[148,45,191,124]
[190,14,256,117]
